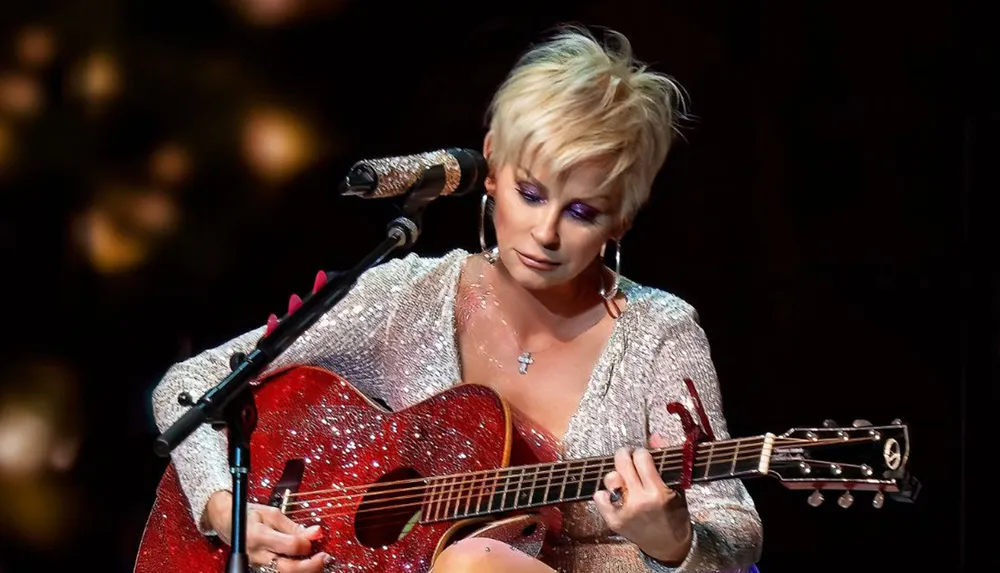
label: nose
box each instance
[530,206,561,251]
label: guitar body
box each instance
[134,366,561,573]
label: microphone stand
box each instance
[153,165,450,572]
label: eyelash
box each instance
[516,184,598,223]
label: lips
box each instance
[515,250,560,270]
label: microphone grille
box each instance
[362,149,462,199]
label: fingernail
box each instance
[323,553,334,564]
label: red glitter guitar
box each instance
[133,365,917,572]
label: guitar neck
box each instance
[421,435,772,522]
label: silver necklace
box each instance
[482,253,606,375]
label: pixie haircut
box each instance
[486,25,687,227]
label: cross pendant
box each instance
[517,351,533,375]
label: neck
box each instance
[490,258,605,342]
[420,434,773,523]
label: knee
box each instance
[431,537,515,572]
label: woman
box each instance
[151,25,763,573]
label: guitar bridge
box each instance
[268,458,306,513]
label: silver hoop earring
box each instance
[479,193,497,264]
[599,239,620,300]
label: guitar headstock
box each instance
[768,419,920,508]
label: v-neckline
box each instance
[439,250,634,456]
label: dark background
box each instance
[0,1,993,572]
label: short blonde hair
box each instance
[486,25,687,227]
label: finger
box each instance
[632,447,664,489]
[254,524,315,557]
[275,552,330,573]
[603,470,625,492]
[250,548,278,569]
[258,507,321,540]
[648,432,669,449]
[603,470,626,505]
[591,490,623,531]
[614,447,642,491]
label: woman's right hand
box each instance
[206,491,331,572]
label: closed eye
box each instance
[516,183,601,224]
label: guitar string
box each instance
[282,437,767,502]
[278,436,870,524]
[284,449,772,526]
[282,442,762,517]
[280,434,860,509]
[280,438,763,511]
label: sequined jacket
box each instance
[151,249,763,573]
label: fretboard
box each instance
[421,435,769,523]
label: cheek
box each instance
[562,231,608,266]
[490,192,521,238]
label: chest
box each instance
[455,316,615,443]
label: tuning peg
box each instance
[892,418,903,425]
[872,491,885,509]
[822,419,837,428]
[313,270,328,294]
[264,313,279,336]
[288,293,303,314]
[837,491,854,508]
[851,419,872,428]
[808,490,824,507]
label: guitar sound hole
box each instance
[355,467,426,548]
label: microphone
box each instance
[339,148,488,199]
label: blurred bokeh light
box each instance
[230,0,349,27]
[72,187,181,275]
[16,25,57,69]
[0,121,12,172]
[69,51,122,109]
[0,359,81,547]
[150,143,193,187]
[0,72,44,119]
[242,106,318,185]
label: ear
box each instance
[483,131,494,161]
[482,131,496,196]
[614,219,632,242]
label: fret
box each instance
[703,442,715,479]
[474,472,486,515]
[575,459,588,499]
[434,478,448,521]
[558,461,570,501]
[730,439,741,475]
[460,474,473,517]
[595,458,610,495]
[485,469,500,513]
[442,476,457,519]
[511,468,526,509]
[499,470,513,510]
[577,459,602,500]
[525,467,540,506]
[656,448,667,475]
[541,462,557,505]
[424,479,438,521]
[435,478,447,521]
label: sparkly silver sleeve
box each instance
[642,306,763,573]
[150,254,427,534]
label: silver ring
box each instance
[254,558,279,573]
[609,487,625,507]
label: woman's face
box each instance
[488,155,623,294]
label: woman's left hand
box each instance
[593,433,693,565]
